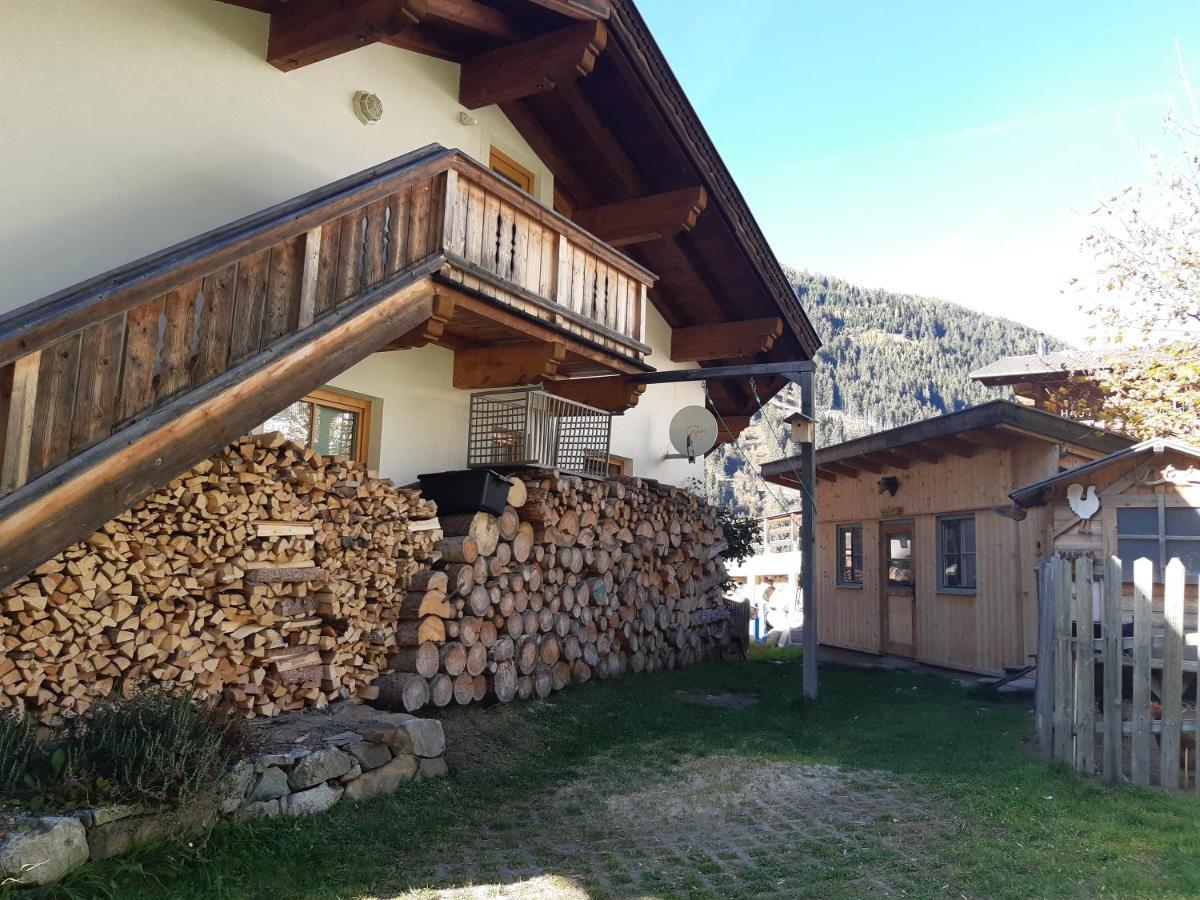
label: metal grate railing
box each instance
[467,388,612,479]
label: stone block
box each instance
[288,747,354,790]
[219,760,257,814]
[324,731,363,747]
[343,753,418,802]
[255,749,306,770]
[0,816,88,886]
[346,740,393,771]
[236,799,282,820]
[417,756,449,779]
[87,793,220,861]
[340,763,363,783]
[356,712,415,748]
[249,766,290,802]
[284,781,343,816]
[402,718,446,758]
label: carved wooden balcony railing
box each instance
[440,156,651,359]
[0,144,656,589]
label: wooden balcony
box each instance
[0,144,656,590]
[434,155,654,372]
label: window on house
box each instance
[1117,505,1200,582]
[261,388,371,463]
[606,455,632,477]
[836,524,864,587]
[939,515,976,591]
[489,147,535,194]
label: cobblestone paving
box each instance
[393,757,960,899]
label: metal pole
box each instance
[800,369,818,699]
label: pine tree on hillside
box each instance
[704,270,1064,517]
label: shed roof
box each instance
[1009,437,1200,507]
[969,350,1111,385]
[761,400,1134,490]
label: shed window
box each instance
[1118,505,1200,582]
[836,524,864,587]
[939,515,976,591]
[261,388,370,463]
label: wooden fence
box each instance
[1037,554,1196,790]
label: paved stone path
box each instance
[392,757,959,899]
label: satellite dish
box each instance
[669,406,719,462]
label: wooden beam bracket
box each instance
[459,20,606,109]
[544,376,645,412]
[669,316,783,363]
[452,341,566,389]
[574,186,707,248]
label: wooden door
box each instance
[881,523,916,657]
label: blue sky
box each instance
[638,1,1199,341]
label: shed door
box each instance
[881,524,916,657]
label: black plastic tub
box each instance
[418,469,511,516]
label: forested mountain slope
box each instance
[703,270,1062,516]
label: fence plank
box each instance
[1035,560,1055,759]
[1052,557,1074,763]
[1131,557,1153,786]
[1073,557,1095,774]
[1194,578,1200,795]
[1102,555,1123,783]
[1161,559,1185,789]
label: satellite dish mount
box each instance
[667,406,719,463]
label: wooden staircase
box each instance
[0,144,457,590]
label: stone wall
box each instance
[0,706,447,887]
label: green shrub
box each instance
[69,689,234,805]
[0,709,40,792]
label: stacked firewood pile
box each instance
[0,433,438,725]
[374,470,732,711]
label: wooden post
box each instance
[1131,557,1153,786]
[1160,559,1185,789]
[799,368,818,700]
[1102,555,1123,783]
[1034,559,1055,759]
[1073,556,1095,774]
[1051,556,1073,763]
[0,351,42,495]
[297,226,322,330]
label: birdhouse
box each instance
[785,411,816,445]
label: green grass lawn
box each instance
[44,648,1200,899]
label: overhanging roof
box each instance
[762,400,1134,489]
[970,350,1111,385]
[1010,437,1200,507]
[217,0,820,418]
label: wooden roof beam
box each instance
[553,80,644,197]
[498,99,595,206]
[266,0,427,71]
[574,187,707,248]
[669,315,782,363]
[816,469,838,482]
[423,0,524,40]
[925,436,978,459]
[959,428,1011,450]
[544,375,645,412]
[452,341,566,389]
[529,0,610,20]
[889,444,942,465]
[824,462,860,478]
[845,456,882,474]
[862,451,910,471]
[459,21,606,109]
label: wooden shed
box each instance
[762,401,1131,675]
[1010,437,1200,604]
